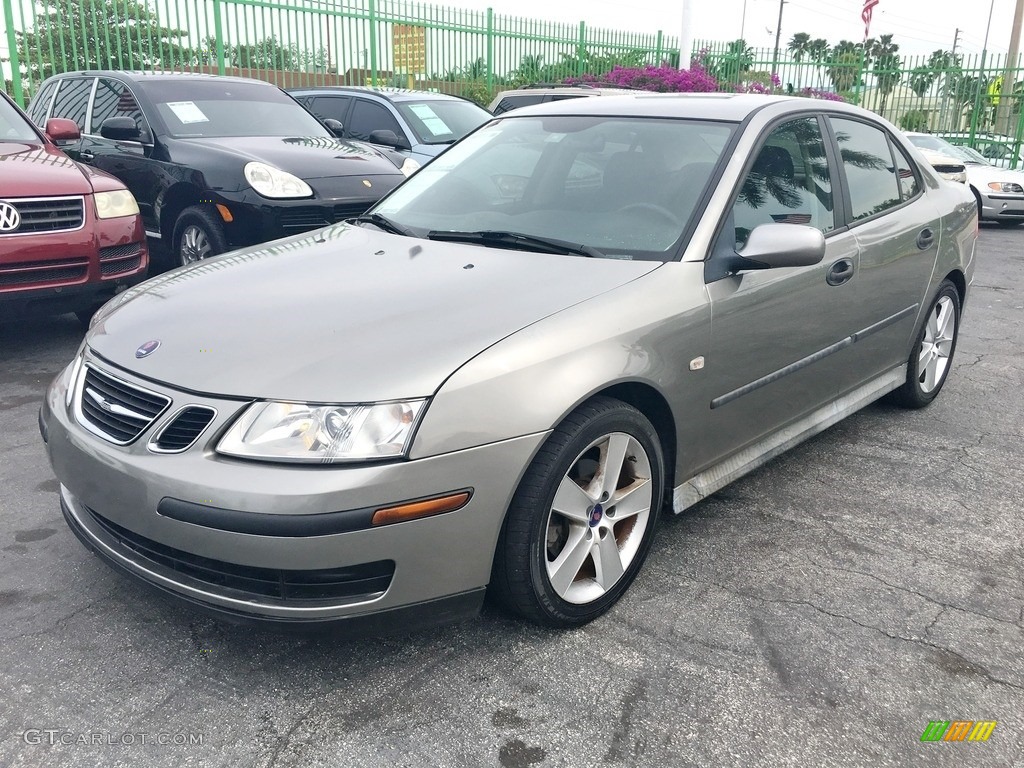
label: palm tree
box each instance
[868,34,902,117]
[909,66,935,110]
[807,38,831,88]
[788,32,811,89]
[828,41,864,94]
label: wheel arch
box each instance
[590,382,677,507]
[943,267,967,306]
[158,183,205,242]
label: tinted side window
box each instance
[51,78,94,131]
[90,79,146,135]
[28,80,58,126]
[309,95,351,124]
[733,117,836,248]
[892,143,921,200]
[491,94,544,115]
[830,117,901,221]
[346,99,403,141]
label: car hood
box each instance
[965,163,1024,185]
[180,136,404,181]
[88,225,660,402]
[0,141,93,196]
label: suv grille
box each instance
[280,203,373,233]
[77,365,171,444]
[152,407,216,452]
[0,196,85,234]
[0,257,88,288]
[86,507,395,604]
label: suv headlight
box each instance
[400,157,421,177]
[244,162,314,199]
[94,189,140,219]
[987,181,1024,194]
[217,400,427,463]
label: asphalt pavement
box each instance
[0,227,1021,767]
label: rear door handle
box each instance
[916,227,935,250]
[79,151,95,161]
[826,257,855,286]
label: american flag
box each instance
[771,213,813,225]
[862,0,879,41]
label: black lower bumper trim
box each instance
[61,496,484,636]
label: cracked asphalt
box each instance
[1,227,1022,768]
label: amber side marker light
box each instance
[372,491,472,526]
[215,204,234,223]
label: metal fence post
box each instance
[368,0,378,86]
[213,0,226,75]
[3,0,24,105]
[486,7,494,90]
[655,30,663,65]
[577,21,586,77]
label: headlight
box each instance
[987,181,1024,194]
[244,162,313,199]
[400,157,421,177]
[94,189,140,219]
[217,400,427,463]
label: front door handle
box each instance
[916,227,935,250]
[826,257,855,286]
[79,151,95,161]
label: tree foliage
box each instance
[14,0,189,78]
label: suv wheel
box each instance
[173,206,228,267]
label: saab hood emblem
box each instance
[361,179,372,188]
[0,201,21,233]
[135,340,161,359]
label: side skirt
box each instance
[672,364,907,513]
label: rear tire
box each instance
[172,206,228,267]
[491,397,664,627]
[890,280,961,409]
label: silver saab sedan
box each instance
[41,94,977,632]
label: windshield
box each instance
[908,135,991,165]
[394,99,491,144]
[0,96,41,142]
[372,115,734,260]
[140,80,330,139]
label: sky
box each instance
[463,0,1018,58]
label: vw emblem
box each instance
[135,340,161,359]
[0,201,21,233]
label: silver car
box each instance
[907,132,1024,226]
[42,95,976,632]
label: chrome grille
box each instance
[0,196,85,234]
[76,365,171,445]
[152,406,217,452]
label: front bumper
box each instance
[42,356,547,626]
[978,191,1024,220]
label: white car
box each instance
[917,148,967,184]
[907,133,1024,226]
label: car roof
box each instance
[498,92,863,123]
[286,86,469,103]
[45,71,280,87]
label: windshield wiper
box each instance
[347,213,413,236]
[426,229,603,258]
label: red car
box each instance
[0,91,147,323]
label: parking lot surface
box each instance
[0,228,1021,767]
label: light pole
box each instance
[996,0,1024,136]
[970,0,998,140]
[770,0,786,77]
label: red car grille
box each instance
[0,196,85,234]
[0,257,89,288]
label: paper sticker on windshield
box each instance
[166,101,209,124]
[408,104,451,136]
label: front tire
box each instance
[890,280,961,408]
[172,206,228,267]
[491,397,664,627]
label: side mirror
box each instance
[369,129,411,151]
[100,116,142,142]
[737,223,825,269]
[45,118,81,142]
[323,118,345,137]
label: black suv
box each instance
[28,72,406,265]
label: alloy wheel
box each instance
[918,295,956,394]
[180,225,211,265]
